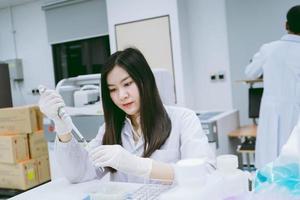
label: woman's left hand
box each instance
[89,145,152,178]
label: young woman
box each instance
[39,48,215,184]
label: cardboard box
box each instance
[0,135,29,164]
[28,131,48,159]
[0,159,39,190]
[35,155,51,184]
[0,105,43,135]
[33,106,44,131]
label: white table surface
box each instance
[9,178,141,200]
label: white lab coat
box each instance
[55,105,215,183]
[245,34,300,169]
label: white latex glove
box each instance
[38,89,72,135]
[89,145,153,178]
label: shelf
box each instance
[228,124,257,138]
[236,79,263,84]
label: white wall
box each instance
[0,0,233,112]
[177,0,195,109]
[2,0,299,125]
[106,0,186,106]
[0,0,55,106]
[0,8,15,59]
[177,0,233,111]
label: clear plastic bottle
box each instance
[211,155,250,199]
[160,155,249,200]
[159,158,208,200]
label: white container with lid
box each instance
[161,155,249,200]
[217,154,239,171]
[159,158,208,200]
[212,154,250,199]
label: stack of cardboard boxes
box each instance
[0,105,51,190]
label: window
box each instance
[52,35,110,84]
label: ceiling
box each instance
[0,0,37,9]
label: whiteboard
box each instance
[115,15,176,101]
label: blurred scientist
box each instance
[245,5,300,168]
[39,48,215,183]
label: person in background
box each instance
[245,5,300,169]
[39,48,215,184]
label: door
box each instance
[0,63,13,108]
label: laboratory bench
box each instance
[0,181,50,200]
[8,177,159,200]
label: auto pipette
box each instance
[38,85,87,145]
[38,85,104,173]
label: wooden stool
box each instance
[229,125,257,171]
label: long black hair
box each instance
[101,48,172,158]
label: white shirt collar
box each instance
[124,117,144,145]
[281,34,300,43]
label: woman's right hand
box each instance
[38,87,72,136]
